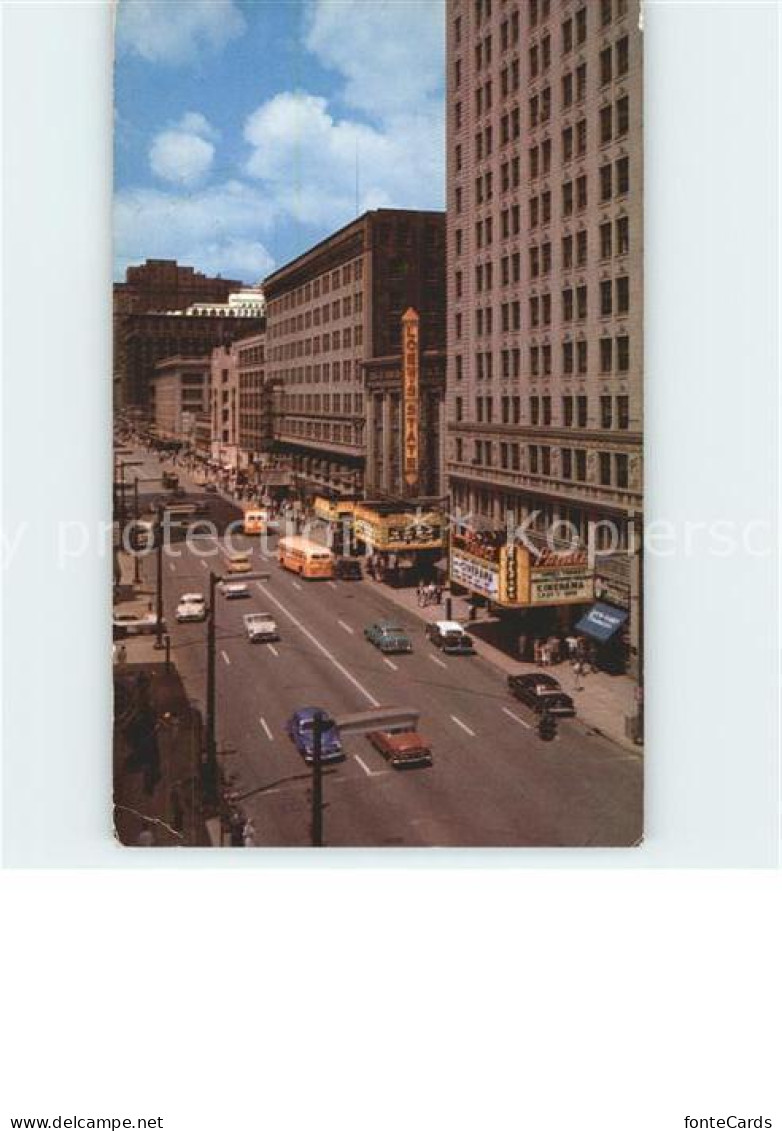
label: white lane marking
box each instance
[502,705,533,730]
[291,580,302,591]
[428,654,448,669]
[200,560,208,570]
[255,582,380,707]
[221,650,231,665]
[337,619,354,635]
[353,754,392,780]
[383,657,399,671]
[259,717,274,741]
[451,714,476,737]
[327,581,337,590]
[267,643,279,657]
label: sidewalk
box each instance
[368,577,643,754]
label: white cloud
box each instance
[243,91,443,229]
[150,130,215,186]
[304,0,445,119]
[114,181,276,284]
[178,112,219,142]
[116,0,246,65]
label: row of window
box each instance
[458,278,631,337]
[283,418,362,446]
[457,392,630,429]
[464,0,628,45]
[269,294,364,339]
[237,346,264,366]
[453,436,631,488]
[283,392,364,415]
[454,335,632,379]
[454,35,630,135]
[461,162,631,253]
[273,359,361,385]
[266,259,364,318]
[268,324,364,362]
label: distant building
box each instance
[118,309,265,410]
[113,259,261,410]
[264,208,446,498]
[209,345,240,467]
[114,258,243,315]
[151,355,210,447]
[184,289,266,319]
[236,332,275,466]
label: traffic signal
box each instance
[538,712,557,741]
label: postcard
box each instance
[112,0,644,847]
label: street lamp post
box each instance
[154,504,165,650]
[133,477,141,584]
[311,711,326,847]
[204,568,219,805]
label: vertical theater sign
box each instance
[402,307,420,492]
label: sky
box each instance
[114,0,446,285]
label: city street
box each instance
[125,449,643,848]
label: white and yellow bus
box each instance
[277,536,334,579]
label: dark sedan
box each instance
[507,673,576,717]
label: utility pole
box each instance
[311,710,325,847]
[133,476,141,584]
[204,568,218,807]
[154,503,165,650]
[118,459,126,528]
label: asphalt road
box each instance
[122,448,643,847]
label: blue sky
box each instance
[114,0,446,284]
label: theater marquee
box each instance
[402,308,420,489]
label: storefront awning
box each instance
[576,602,628,643]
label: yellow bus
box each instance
[278,536,334,579]
[242,508,268,535]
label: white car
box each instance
[176,592,207,623]
[220,581,250,600]
[113,611,161,638]
[244,612,279,642]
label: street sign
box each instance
[335,707,421,737]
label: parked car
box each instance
[226,552,251,574]
[334,557,363,580]
[364,621,413,653]
[507,673,576,717]
[285,708,343,763]
[204,483,218,494]
[426,620,476,655]
[367,729,433,769]
[220,581,250,599]
[112,611,162,639]
[175,593,207,623]
[244,612,279,642]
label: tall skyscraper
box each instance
[446,0,643,666]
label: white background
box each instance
[1,1,780,1127]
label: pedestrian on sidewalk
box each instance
[540,642,550,667]
[534,639,542,665]
[566,633,578,660]
[416,581,425,607]
[434,583,443,605]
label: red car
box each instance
[367,730,433,769]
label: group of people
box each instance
[416,580,444,607]
[531,634,596,671]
